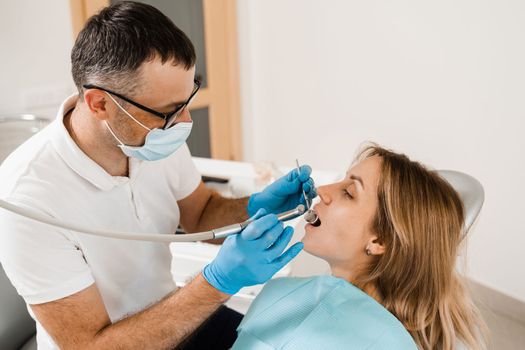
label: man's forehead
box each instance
[141,59,194,85]
[138,59,195,104]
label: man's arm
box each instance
[31,273,229,350]
[178,181,249,234]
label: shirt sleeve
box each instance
[0,198,94,305]
[167,142,202,200]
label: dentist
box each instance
[0,2,315,349]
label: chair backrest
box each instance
[0,115,44,349]
[0,264,36,350]
[436,170,485,238]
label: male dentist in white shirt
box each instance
[0,2,316,349]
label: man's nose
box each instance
[177,107,192,123]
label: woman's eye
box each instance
[343,189,353,199]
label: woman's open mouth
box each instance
[305,209,321,227]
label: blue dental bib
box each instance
[233,275,417,350]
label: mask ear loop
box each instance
[105,92,151,131]
[104,120,126,147]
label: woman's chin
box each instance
[301,223,333,261]
[300,237,327,262]
[301,224,320,253]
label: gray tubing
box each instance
[0,200,305,243]
[0,199,214,243]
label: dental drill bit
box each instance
[295,159,320,226]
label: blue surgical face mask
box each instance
[104,93,193,161]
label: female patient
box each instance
[233,144,486,350]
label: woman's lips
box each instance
[305,208,321,227]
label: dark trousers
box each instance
[175,306,244,349]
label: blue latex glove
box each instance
[247,165,317,217]
[203,209,303,295]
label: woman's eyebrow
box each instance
[346,172,365,189]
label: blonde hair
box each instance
[355,143,487,349]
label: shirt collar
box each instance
[51,94,139,191]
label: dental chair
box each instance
[437,170,485,350]
[0,114,48,350]
[437,170,485,235]
[0,264,37,350]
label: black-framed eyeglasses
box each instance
[83,79,201,129]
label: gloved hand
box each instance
[203,209,303,295]
[247,165,317,217]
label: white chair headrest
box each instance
[436,170,484,237]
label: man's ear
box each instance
[367,236,386,256]
[83,89,111,121]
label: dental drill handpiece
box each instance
[295,159,320,226]
[212,204,306,239]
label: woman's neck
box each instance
[361,283,383,303]
[330,265,383,304]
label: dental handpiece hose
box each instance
[213,204,305,239]
[0,199,305,243]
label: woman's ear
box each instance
[366,236,386,256]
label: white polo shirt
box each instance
[0,95,201,349]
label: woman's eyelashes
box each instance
[341,181,357,199]
[343,188,354,199]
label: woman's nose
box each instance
[317,185,332,205]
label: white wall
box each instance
[238,0,525,302]
[0,0,75,118]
